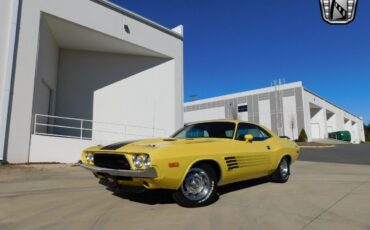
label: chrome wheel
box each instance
[280,159,289,179]
[181,168,211,201]
[174,164,218,207]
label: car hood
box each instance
[99,138,229,152]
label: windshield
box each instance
[172,122,236,139]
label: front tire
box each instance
[173,164,218,207]
[271,157,290,183]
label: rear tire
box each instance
[173,164,218,207]
[271,157,290,183]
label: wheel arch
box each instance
[176,158,223,190]
[282,154,292,164]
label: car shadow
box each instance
[218,177,270,195]
[108,177,270,206]
[111,189,175,205]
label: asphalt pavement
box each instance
[299,144,370,165]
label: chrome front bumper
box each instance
[79,163,158,179]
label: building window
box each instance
[238,105,248,112]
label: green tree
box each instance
[365,122,370,142]
[298,129,308,142]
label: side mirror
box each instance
[244,134,254,142]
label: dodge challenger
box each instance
[80,120,300,207]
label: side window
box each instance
[186,129,209,138]
[225,129,234,138]
[236,123,271,141]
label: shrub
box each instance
[298,129,308,142]
[365,123,370,142]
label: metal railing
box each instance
[33,114,166,140]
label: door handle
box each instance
[267,145,271,150]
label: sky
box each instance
[111,0,370,123]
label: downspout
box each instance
[0,0,21,163]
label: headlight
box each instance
[143,155,151,168]
[133,155,144,168]
[86,153,94,162]
[133,154,151,168]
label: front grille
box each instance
[94,154,131,170]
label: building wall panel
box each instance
[258,99,271,129]
[184,106,225,123]
[283,96,298,140]
[93,59,177,139]
[6,0,183,162]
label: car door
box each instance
[225,123,273,181]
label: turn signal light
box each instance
[168,162,179,168]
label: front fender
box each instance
[174,157,223,190]
[152,156,223,190]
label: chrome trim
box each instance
[79,163,158,178]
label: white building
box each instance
[184,82,365,144]
[0,0,183,163]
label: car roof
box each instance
[185,119,255,125]
[184,120,277,137]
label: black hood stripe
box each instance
[100,139,141,150]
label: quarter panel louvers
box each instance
[225,156,239,170]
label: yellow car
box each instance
[80,120,300,207]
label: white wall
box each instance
[93,60,176,140]
[0,0,16,160]
[238,112,248,121]
[7,0,183,162]
[33,17,59,126]
[343,119,350,129]
[310,108,326,139]
[360,120,365,142]
[185,82,303,107]
[55,49,168,122]
[326,113,337,133]
[29,135,109,163]
[283,96,298,140]
[0,0,12,106]
[303,90,365,143]
[184,83,306,137]
[184,107,225,123]
[258,99,271,129]
[351,122,360,144]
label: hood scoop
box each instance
[162,138,177,141]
